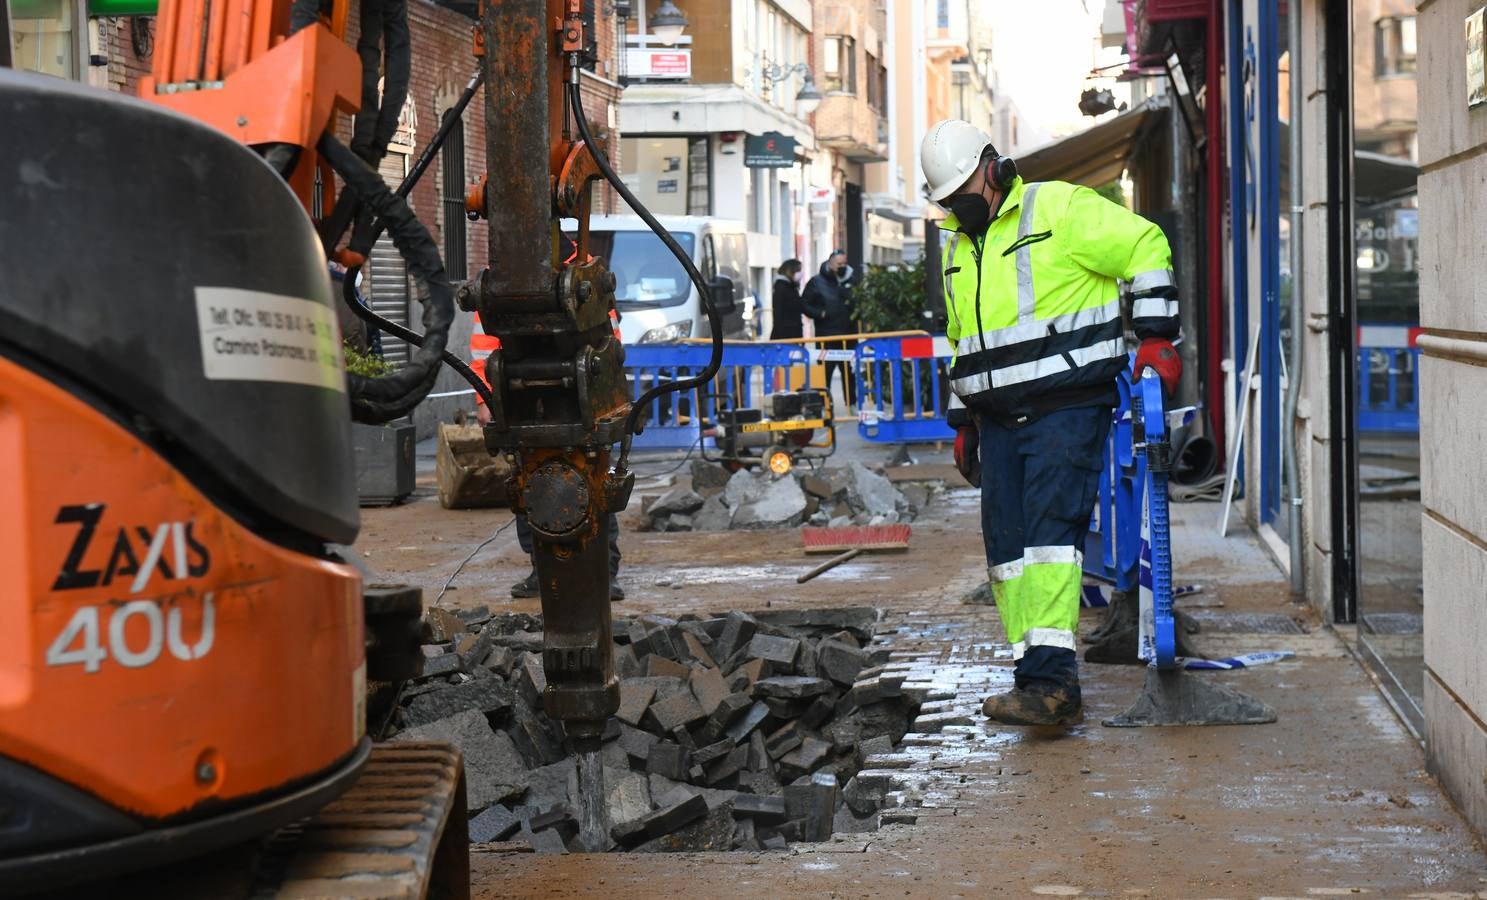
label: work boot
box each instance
[509,570,538,599]
[1083,587,1134,644]
[610,581,626,602]
[981,684,1084,726]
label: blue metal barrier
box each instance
[1083,365,1178,669]
[622,342,823,451]
[1357,345,1420,434]
[854,335,957,444]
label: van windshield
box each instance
[589,230,696,309]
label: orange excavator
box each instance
[0,0,720,891]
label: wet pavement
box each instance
[355,433,1487,897]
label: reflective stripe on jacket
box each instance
[941,178,1178,424]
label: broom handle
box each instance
[797,548,862,584]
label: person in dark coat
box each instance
[802,249,858,408]
[769,259,805,340]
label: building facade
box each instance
[1124,0,1487,843]
[618,0,817,322]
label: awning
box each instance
[1016,100,1169,188]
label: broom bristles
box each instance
[801,524,912,554]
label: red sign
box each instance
[649,53,689,74]
[627,49,692,79]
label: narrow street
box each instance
[354,438,1487,897]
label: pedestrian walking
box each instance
[922,119,1181,725]
[802,249,858,410]
[770,259,806,340]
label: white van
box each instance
[576,215,751,344]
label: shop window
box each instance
[9,0,82,79]
[823,35,856,94]
[1374,15,1417,77]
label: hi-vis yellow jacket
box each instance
[940,177,1178,425]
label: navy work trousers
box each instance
[979,404,1111,695]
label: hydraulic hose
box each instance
[339,271,496,407]
[565,71,724,469]
[318,133,453,423]
[320,66,494,406]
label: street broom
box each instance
[797,524,912,583]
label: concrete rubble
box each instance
[641,461,938,533]
[384,605,919,854]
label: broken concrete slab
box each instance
[833,805,880,835]
[681,631,717,669]
[724,701,771,743]
[507,702,566,767]
[617,722,659,764]
[731,475,809,529]
[645,655,692,679]
[649,486,705,518]
[616,680,657,727]
[844,461,905,518]
[605,770,652,827]
[420,653,462,679]
[643,692,706,733]
[645,742,690,781]
[716,611,759,662]
[747,634,801,671]
[778,736,832,778]
[402,675,513,729]
[705,744,748,785]
[691,494,734,532]
[731,792,787,824]
[765,721,804,760]
[753,676,833,700]
[639,792,708,839]
[722,468,767,508]
[688,666,730,717]
[522,758,577,814]
[635,801,735,852]
[516,653,547,708]
[423,607,468,644]
[818,639,868,687]
[698,691,753,743]
[690,460,732,494]
[784,772,838,843]
[393,710,526,813]
[469,804,522,843]
[613,644,642,680]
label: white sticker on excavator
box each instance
[195,287,345,392]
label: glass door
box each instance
[1351,3,1423,733]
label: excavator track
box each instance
[249,743,469,900]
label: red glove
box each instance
[953,425,981,488]
[1134,338,1181,397]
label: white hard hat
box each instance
[920,119,995,202]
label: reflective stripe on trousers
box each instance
[978,406,1111,654]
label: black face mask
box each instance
[946,191,991,234]
[834,265,848,278]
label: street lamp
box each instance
[794,71,822,116]
[754,54,822,116]
[647,0,688,46]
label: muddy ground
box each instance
[355,439,1487,898]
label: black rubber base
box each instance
[1,738,372,896]
[1102,667,1278,727]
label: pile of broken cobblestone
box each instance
[640,460,938,533]
[385,606,922,853]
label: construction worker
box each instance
[922,119,1181,725]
